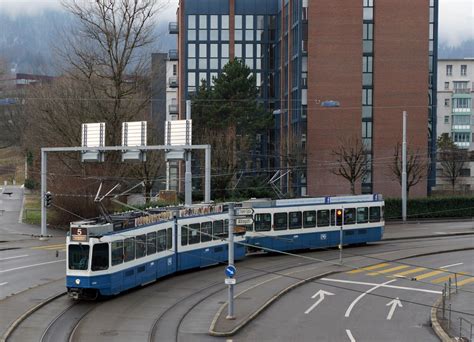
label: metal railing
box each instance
[453,88,471,94]
[459,317,473,341]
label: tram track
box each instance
[3,235,471,341]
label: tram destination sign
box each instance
[235,217,254,225]
[70,227,89,242]
[235,208,254,216]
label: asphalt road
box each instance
[0,186,66,300]
[1,186,473,341]
[233,250,474,342]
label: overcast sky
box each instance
[0,0,472,47]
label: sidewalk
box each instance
[432,282,474,342]
[0,186,64,245]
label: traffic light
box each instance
[336,209,343,226]
[45,192,53,208]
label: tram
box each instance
[66,194,384,299]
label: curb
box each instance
[431,296,456,342]
[0,292,66,342]
[383,231,474,241]
[209,271,336,337]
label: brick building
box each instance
[171,0,438,198]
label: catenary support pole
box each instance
[227,203,235,319]
[339,205,344,265]
[40,149,48,238]
[402,111,407,222]
[185,100,192,206]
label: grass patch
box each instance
[23,193,41,225]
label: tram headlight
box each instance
[75,278,81,285]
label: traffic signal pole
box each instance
[339,205,344,265]
[40,149,48,239]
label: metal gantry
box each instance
[40,144,211,238]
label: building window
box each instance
[444,82,449,90]
[172,64,177,76]
[444,98,450,107]
[453,98,471,109]
[362,88,373,105]
[453,132,470,143]
[210,15,218,29]
[188,15,196,29]
[446,65,452,76]
[444,116,449,124]
[461,65,467,76]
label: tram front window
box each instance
[92,243,109,271]
[68,244,90,270]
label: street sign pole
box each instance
[40,148,48,240]
[227,202,235,320]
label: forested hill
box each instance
[0,10,176,75]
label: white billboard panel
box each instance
[165,120,192,146]
[122,121,147,147]
[82,123,105,147]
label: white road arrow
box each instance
[386,297,403,320]
[304,290,335,314]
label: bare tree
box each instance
[437,135,468,192]
[389,143,427,197]
[331,138,368,195]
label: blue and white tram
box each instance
[66,195,384,299]
[243,194,384,252]
[67,206,246,299]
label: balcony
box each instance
[454,88,471,94]
[169,22,178,34]
[168,49,178,61]
[168,77,178,88]
[169,104,178,114]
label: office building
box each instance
[171,0,438,198]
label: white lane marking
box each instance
[344,279,397,317]
[386,298,403,320]
[403,228,431,231]
[346,329,356,342]
[0,254,29,261]
[0,259,65,274]
[304,290,335,314]
[322,277,442,295]
[0,282,8,286]
[440,263,463,269]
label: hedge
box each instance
[385,197,474,220]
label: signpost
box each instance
[235,217,254,225]
[226,203,236,320]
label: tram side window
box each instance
[273,212,288,230]
[213,220,224,239]
[317,210,330,227]
[111,241,124,266]
[147,232,157,255]
[254,213,271,231]
[224,219,229,235]
[181,226,188,246]
[357,207,368,223]
[330,209,336,226]
[369,207,381,222]
[124,237,135,262]
[157,229,167,251]
[92,243,109,271]
[289,211,302,229]
[303,211,316,228]
[201,221,212,242]
[136,234,146,258]
[344,208,356,225]
[167,228,173,249]
[189,223,201,244]
[68,245,90,270]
